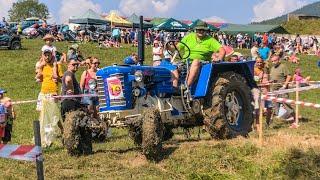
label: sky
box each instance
[0,0,319,24]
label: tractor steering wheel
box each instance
[165,40,190,60]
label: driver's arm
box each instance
[217,47,226,61]
[211,39,225,61]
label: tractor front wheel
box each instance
[141,108,163,161]
[63,110,93,156]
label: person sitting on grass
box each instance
[292,67,311,87]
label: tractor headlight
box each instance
[134,70,143,82]
[88,79,97,90]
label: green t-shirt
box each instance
[270,63,290,89]
[179,32,222,61]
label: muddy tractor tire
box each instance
[63,110,93,156]
[203,72,254,139]
[142,108,163,161]
[91,118,108,142]
[127,116,143,145]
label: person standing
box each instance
[253,58,272,128]
[35,48,63,147]
[80,57,100,117]
[152,40,163,66]
[251,41,259,60]
[61,59,82,120]
[269,55,295,121]
[258,43,272,61]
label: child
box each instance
[292,67,311,86]
[41,34,57,58]
[36,34,59,83]
[0,97,15,144]
[0,103,5,143]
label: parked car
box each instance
[0,29,22,50]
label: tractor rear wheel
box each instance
[63,110,93,156]
[142,108,163,161]
[203,72,254,139]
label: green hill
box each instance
[254,1,320,24]
[282,19,320,35]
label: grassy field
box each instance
[0,39,319,179]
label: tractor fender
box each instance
[194,61,256,98]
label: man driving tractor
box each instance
[179,21,226,87]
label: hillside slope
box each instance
[254,1,320,24]
[282,19,320,35]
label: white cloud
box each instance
[119,0,179,17]
[59,0,102,23]
[0,0,16,20]
[252,0,308,22]
[203,16,227,23]
[47,12,56,24]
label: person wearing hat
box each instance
[178,21,225,87]
[35,47,63,119]
[41,34,57,58]
[35,48,59,83]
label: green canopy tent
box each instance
[69,9,109,25]
[189,19,219,32]
[154,18,189,32]
[220,24,289,36]
[127,13,153,28]
[150,18,168,26]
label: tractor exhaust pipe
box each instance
[138,16,145,65]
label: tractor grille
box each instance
[109,73,126,107]
[96,76,107,109]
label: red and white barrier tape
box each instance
[12,100,38,105]
[258,81,320,87]
[262,95,320,109]
[267,84,320,96]
[12,94,98,105]
[0,144,42,162]
[53,94,98,99]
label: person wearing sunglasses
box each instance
[80,57,100,117]
[178,21,226,88]
[60,58,82,120]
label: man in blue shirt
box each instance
[258,43,271,61]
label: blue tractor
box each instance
[62,18,256,160]
[92,40,256,160]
